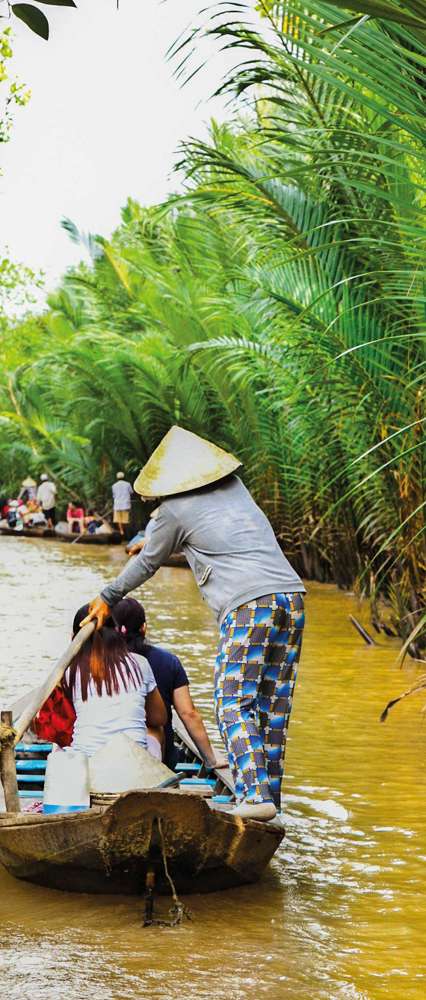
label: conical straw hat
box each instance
[134,426,242,498]
[21,476,36,487]
[88,734,175,793]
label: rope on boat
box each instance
[158,817,192,926]
[143,818,192,928]
[0,722,17,748]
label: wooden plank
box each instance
[177,785,213,797]
[16,743,52,753]
[16,775,45,784]
[16,761,47,772]
[0,711,20,813]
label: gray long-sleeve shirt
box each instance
[101,475,305,625]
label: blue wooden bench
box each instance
[179,778,217,787]
[15,743,52,753]
[13,747,229,802]
[16,761,47,772]
[15,743,52,800]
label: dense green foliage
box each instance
[0,29,41,321]
[0,26,30,145]
[1,1,425,647]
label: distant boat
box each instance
[0,525,55,539]
[54,522,122,545]
[0,521,122,545]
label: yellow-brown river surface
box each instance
[0,537,425,1000]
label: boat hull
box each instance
[0,790,283,894]
[0,526,121,545]
[55,527,122,545]
[0,527,55,539]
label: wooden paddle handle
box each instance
[0,711,20,812]
[12,621,96,744]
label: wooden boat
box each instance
[54,523,122,546]
[0,721,284,895]
[0,525,55,539]
[0,523,121,546]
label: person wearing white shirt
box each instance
[36,473,57,527]
[112,471,133,538]
[63,604,167,759]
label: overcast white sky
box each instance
[0,0,236,295]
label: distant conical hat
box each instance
[134,426,242,498]
[21,477,36,488]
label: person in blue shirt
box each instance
[112,597,226,771]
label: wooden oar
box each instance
[70,531,85,544]
[11,622,95,745]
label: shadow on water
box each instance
[1,537,426,999]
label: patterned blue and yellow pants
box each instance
[214,592,305,808]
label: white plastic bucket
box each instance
[43,749,90,814]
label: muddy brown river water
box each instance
[0,536,425,1000]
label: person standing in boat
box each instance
[112,597,225,770]
[18,476,37,503]
[112,471,133,539]
[36,473,57,528]
[81,427,305,822]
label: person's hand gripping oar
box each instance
[79,597,111,631]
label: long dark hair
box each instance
[64,604,142,702]
[112,598,147,656]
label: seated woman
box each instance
[21,499,45,527]
[6,500,23,529]
[84,508,102,534]
[36,604,167,760]
[112,598,227,771]
[29,502,48,527]
[67,501,85,534]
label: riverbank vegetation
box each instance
[1,28,37,319]
[1,1,425,650]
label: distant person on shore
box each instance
[67,501,85,534]
[81,426,305,822]
[37,473,57,528]
[112,597,226,770]
[112,471,132,538]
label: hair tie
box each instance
[120,625,127,635]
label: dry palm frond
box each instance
[380,675,426,722]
